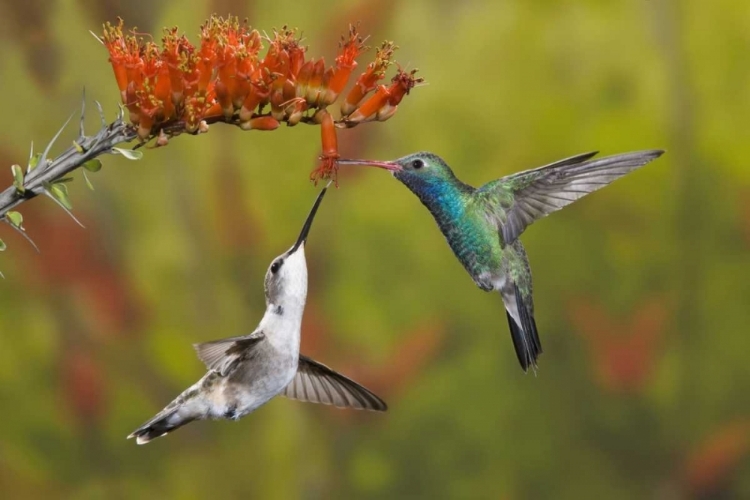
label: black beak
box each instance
[290,182,330,253]
[337,159,403,172]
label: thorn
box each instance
[89,30,104,45]
[117,104,125,121]
[43,191,86,229]
[0,270,4,279]
[39,111,75,171]
[79,88,86,139]
[83,171,95,191]
[3,218,40,253]
[94,101,106,127]
[26,141,34,174]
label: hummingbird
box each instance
[128,185,386,444]
[338,149,664,372]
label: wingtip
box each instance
[636,149,665,164]
[371,399,388,412]
[362,393,389,412]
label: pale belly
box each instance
[204,347,299,420]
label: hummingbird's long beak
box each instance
[290,182,330,253]
[337,158,403,172]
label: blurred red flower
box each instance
[61,350,107,427]
[569,296,670,394]
[682,420,750,497]
[300,303,445,421]
[364,320,445,396]
[18,202,143,337]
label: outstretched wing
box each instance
[283,355,387,411]
[193,330,265,377]
[477,150,664,245]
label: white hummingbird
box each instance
[128,184,387,444]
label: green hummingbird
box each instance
[338,149,664,372]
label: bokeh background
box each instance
[0,0,748,498]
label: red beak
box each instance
[336,158,403,172]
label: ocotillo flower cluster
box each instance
[99,15,423,181]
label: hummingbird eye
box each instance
[270,259,283,274]
[411,159,424,169]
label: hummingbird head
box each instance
[264,184,329,313]
[387,151,459,186]
[338,152,466,199]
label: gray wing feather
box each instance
[488,150,664,244]
[193,331,265,376]
[283,355,387,411]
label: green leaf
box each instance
[49,183,73,210]
[73,141,84,153]
[83,159,102,172]
[28,153,41,172]
[6,211,23,228]
[83,171,95,191]
[52,177,74,184]
[11,164,24,193]
[112,147,143,160]
[0,238,6,251]
[42,182,83,227]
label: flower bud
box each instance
[239,116,280,131]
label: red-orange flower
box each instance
[346,67,423,124]
[101,19,131,100]
[99,14,422,181]
[341,41,396,116]
[324,24,366,104]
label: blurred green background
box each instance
[1,0,749,498]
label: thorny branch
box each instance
[0,93,282,256]
[0,91,335,262]
[0,95,136,254]
[0,15,424,273]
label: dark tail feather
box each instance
[127,407,190,445]
[505,284,542,372]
